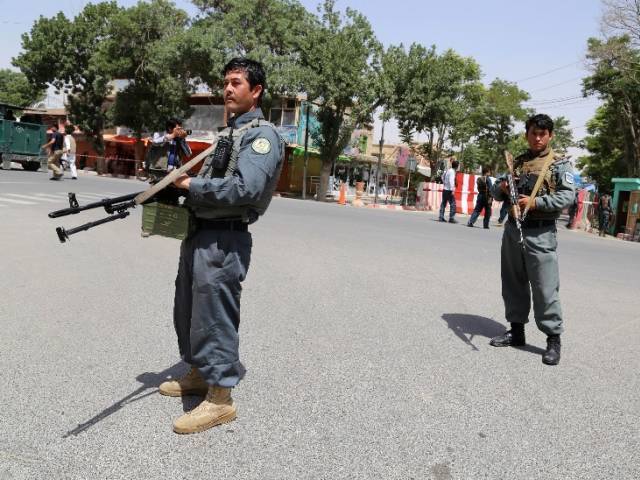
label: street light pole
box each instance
[302,101,310,200]
[374,121,384,205]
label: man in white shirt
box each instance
[439,158,459,223]
[62,125,77,179]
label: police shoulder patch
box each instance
[563,172,574,184]
[251,137,271,154]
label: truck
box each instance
[0,102,48,172]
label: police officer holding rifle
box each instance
[490,114,575,366]
[159,58,284,433]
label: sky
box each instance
[0,0,605,156]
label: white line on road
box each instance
[34,193,70,200]
[5,193,60,203]
[0,196,36,205]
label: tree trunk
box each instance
[317,158,333,201]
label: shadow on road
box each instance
[441,313,505,351]
[441,313,546,355]
[63,362,198,437]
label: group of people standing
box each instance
[438,160,496,229]
[42,124,77,180]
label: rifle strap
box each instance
[522,153,556,218]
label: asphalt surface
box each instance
[1,168,638,479]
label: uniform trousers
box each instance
[173,227,252,387]
[501,219,564,336]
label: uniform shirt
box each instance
[187,108,283,223]
[492,147,575,221]
[442,168,456,191]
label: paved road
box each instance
[1,168,638,479]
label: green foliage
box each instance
[0,69,45,107]
[301,0,382,199]
[381,43,483,172]
[583,35,640,179]
[551,116,574,154]
[190,0,316,99]
[13,2,122,152]
[469,79,530,172]
[94,0,193,136]
[577,103,628,189]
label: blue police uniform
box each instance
[173,108,284,387]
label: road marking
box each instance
[0,196,36,205]
[5,193,60,203]
[34,193,69,200]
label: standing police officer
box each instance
[159,58,284,433]
[489,114,575,366]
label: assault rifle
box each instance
[48,141,217,243]
[503,151,525,247]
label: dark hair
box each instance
[451,159,459,169]
[222,57,267,105]
[482,165,491,175]
[165,118,180,131]
[525,114,554,134]
[64,124,74,135]
[50,125,58,131]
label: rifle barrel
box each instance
[48,192,142,218]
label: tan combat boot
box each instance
[172,386,237,434]
[158,367,209,397]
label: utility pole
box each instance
[374,121,385,205]
[302,102,310,200]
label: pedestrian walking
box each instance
[160,58,284,434]
[42,125,64,180]
[439,158,458,223]
[496,201,509,225]
[489,114,575,366]
[62,125,78,179]
[467,166,493,229]
[598,192,613,236]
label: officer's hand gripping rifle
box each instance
[48,141,218,243]
[504,151,525,247]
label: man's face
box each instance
[526,127,553,153]
[223,69,262,115]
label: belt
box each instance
[516,218,556,229]
[195,218,248,232]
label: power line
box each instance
[529,76,585,93]
[515,61,582,83]
[525,95,585,105]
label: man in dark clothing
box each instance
[467,166,493,229]
[598,193,613,236]
[42,125,64,180]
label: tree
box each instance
[583,35,640,178]
[550,116,575,154]
[13,2,122,152]
[382,43,483,173]
[301,0,381,200]
[94,0,193,137]
[469,79,530,172]
[0,69,45,107]
[601,0,640,47]
[577,103,628,189]
[190,0,316,102]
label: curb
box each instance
[366,204,418,211]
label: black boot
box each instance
[542,335,561,365]
[489,324,525,347]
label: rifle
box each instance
[49,141,217,243]
[503,151,525,247]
